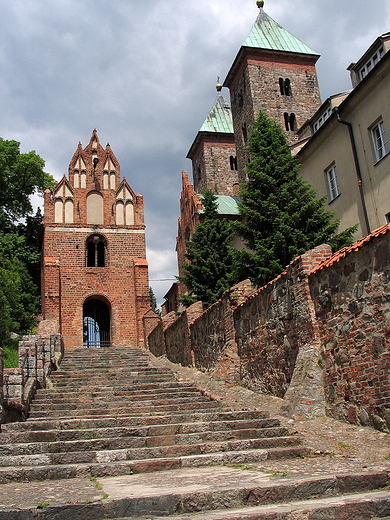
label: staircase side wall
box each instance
[164,302,203,365]
[190,280,254,384]
[310,233,390,430]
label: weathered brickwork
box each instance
[150,230,390,428]
[190,137,240,196]
[226,52,321,174]
[310,226,390,430]
[176,172,203,295]
[191,280,254,383]
[164,302,203,366]
[2,334,63,423]
[42,131,150,348]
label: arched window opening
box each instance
[83,298,110,348]
[279,78,291,96]
[284,112,296,131]
[229,156,238,170]
[86,234,106,267]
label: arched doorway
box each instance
[83,298,111,348]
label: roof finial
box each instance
[216,76,222,92]
[256,0,264,8]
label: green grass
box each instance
[2,337,19,368]
[36,502,50,509]
[268,471,288,478]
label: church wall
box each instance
[191,137,238,196]
[228,52,321,174]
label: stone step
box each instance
[28,401,222,418]
[0,425,297,456]
[0,469,388,520]
[0,435,302,467]
[32,391,202,405]
[35,384,200,399]
[30,395,212,410]
[128,492,390,520]
[2,410,273,433]
[0,445,310,483]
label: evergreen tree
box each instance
[235,111,357,286]
[179,190,239,309]
[149,286,161,316]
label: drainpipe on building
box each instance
[334,107,371,236]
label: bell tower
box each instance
[224,1,322,173]
[41,130,150,349]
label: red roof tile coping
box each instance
[310,224,390,274]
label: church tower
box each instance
[187,83,238,196]
[224,0,322,173]
[41,130,150,349]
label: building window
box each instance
[371,120,389,163]
[284,112,296,131]
[359,46,384,81]
[86,234,106,267]
[385,212,390,224]
[326,165,340,202]
[229,155,238,170]
[279,78,291,96]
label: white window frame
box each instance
[371,119,390,163]
[326,164,340,202]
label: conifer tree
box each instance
[235,111,356,286]
[180,190,238,309]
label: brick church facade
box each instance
[41,130,150,349]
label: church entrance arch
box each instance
[83,297,111,348]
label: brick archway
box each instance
[83,298,111,348]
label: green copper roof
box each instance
[199,93,234,134]
[198,195,240,216]
[243,8,319,56]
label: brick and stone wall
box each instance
[310,228,390,430]
[2,334,63,423]
[164,302,203,366]
[150,228,390,428]
[191,280,254,383]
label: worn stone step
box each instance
[36,384,200,399]
[30,395,212,410]
[31,392,203,407]
[0,445,311,483]
[0,436,302,468]
[0,427,299,457]
[0,469,388,520]
[1,411,274,433]
[28,401,222,418]
[124,492,390,520]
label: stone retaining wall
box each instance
[149,228,390,429]
[310,230,390,430]
[2,334,63,423]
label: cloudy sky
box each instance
[1,0,389,305]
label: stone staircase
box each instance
[0,346,389,519]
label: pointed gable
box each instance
[244,8,319,56]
